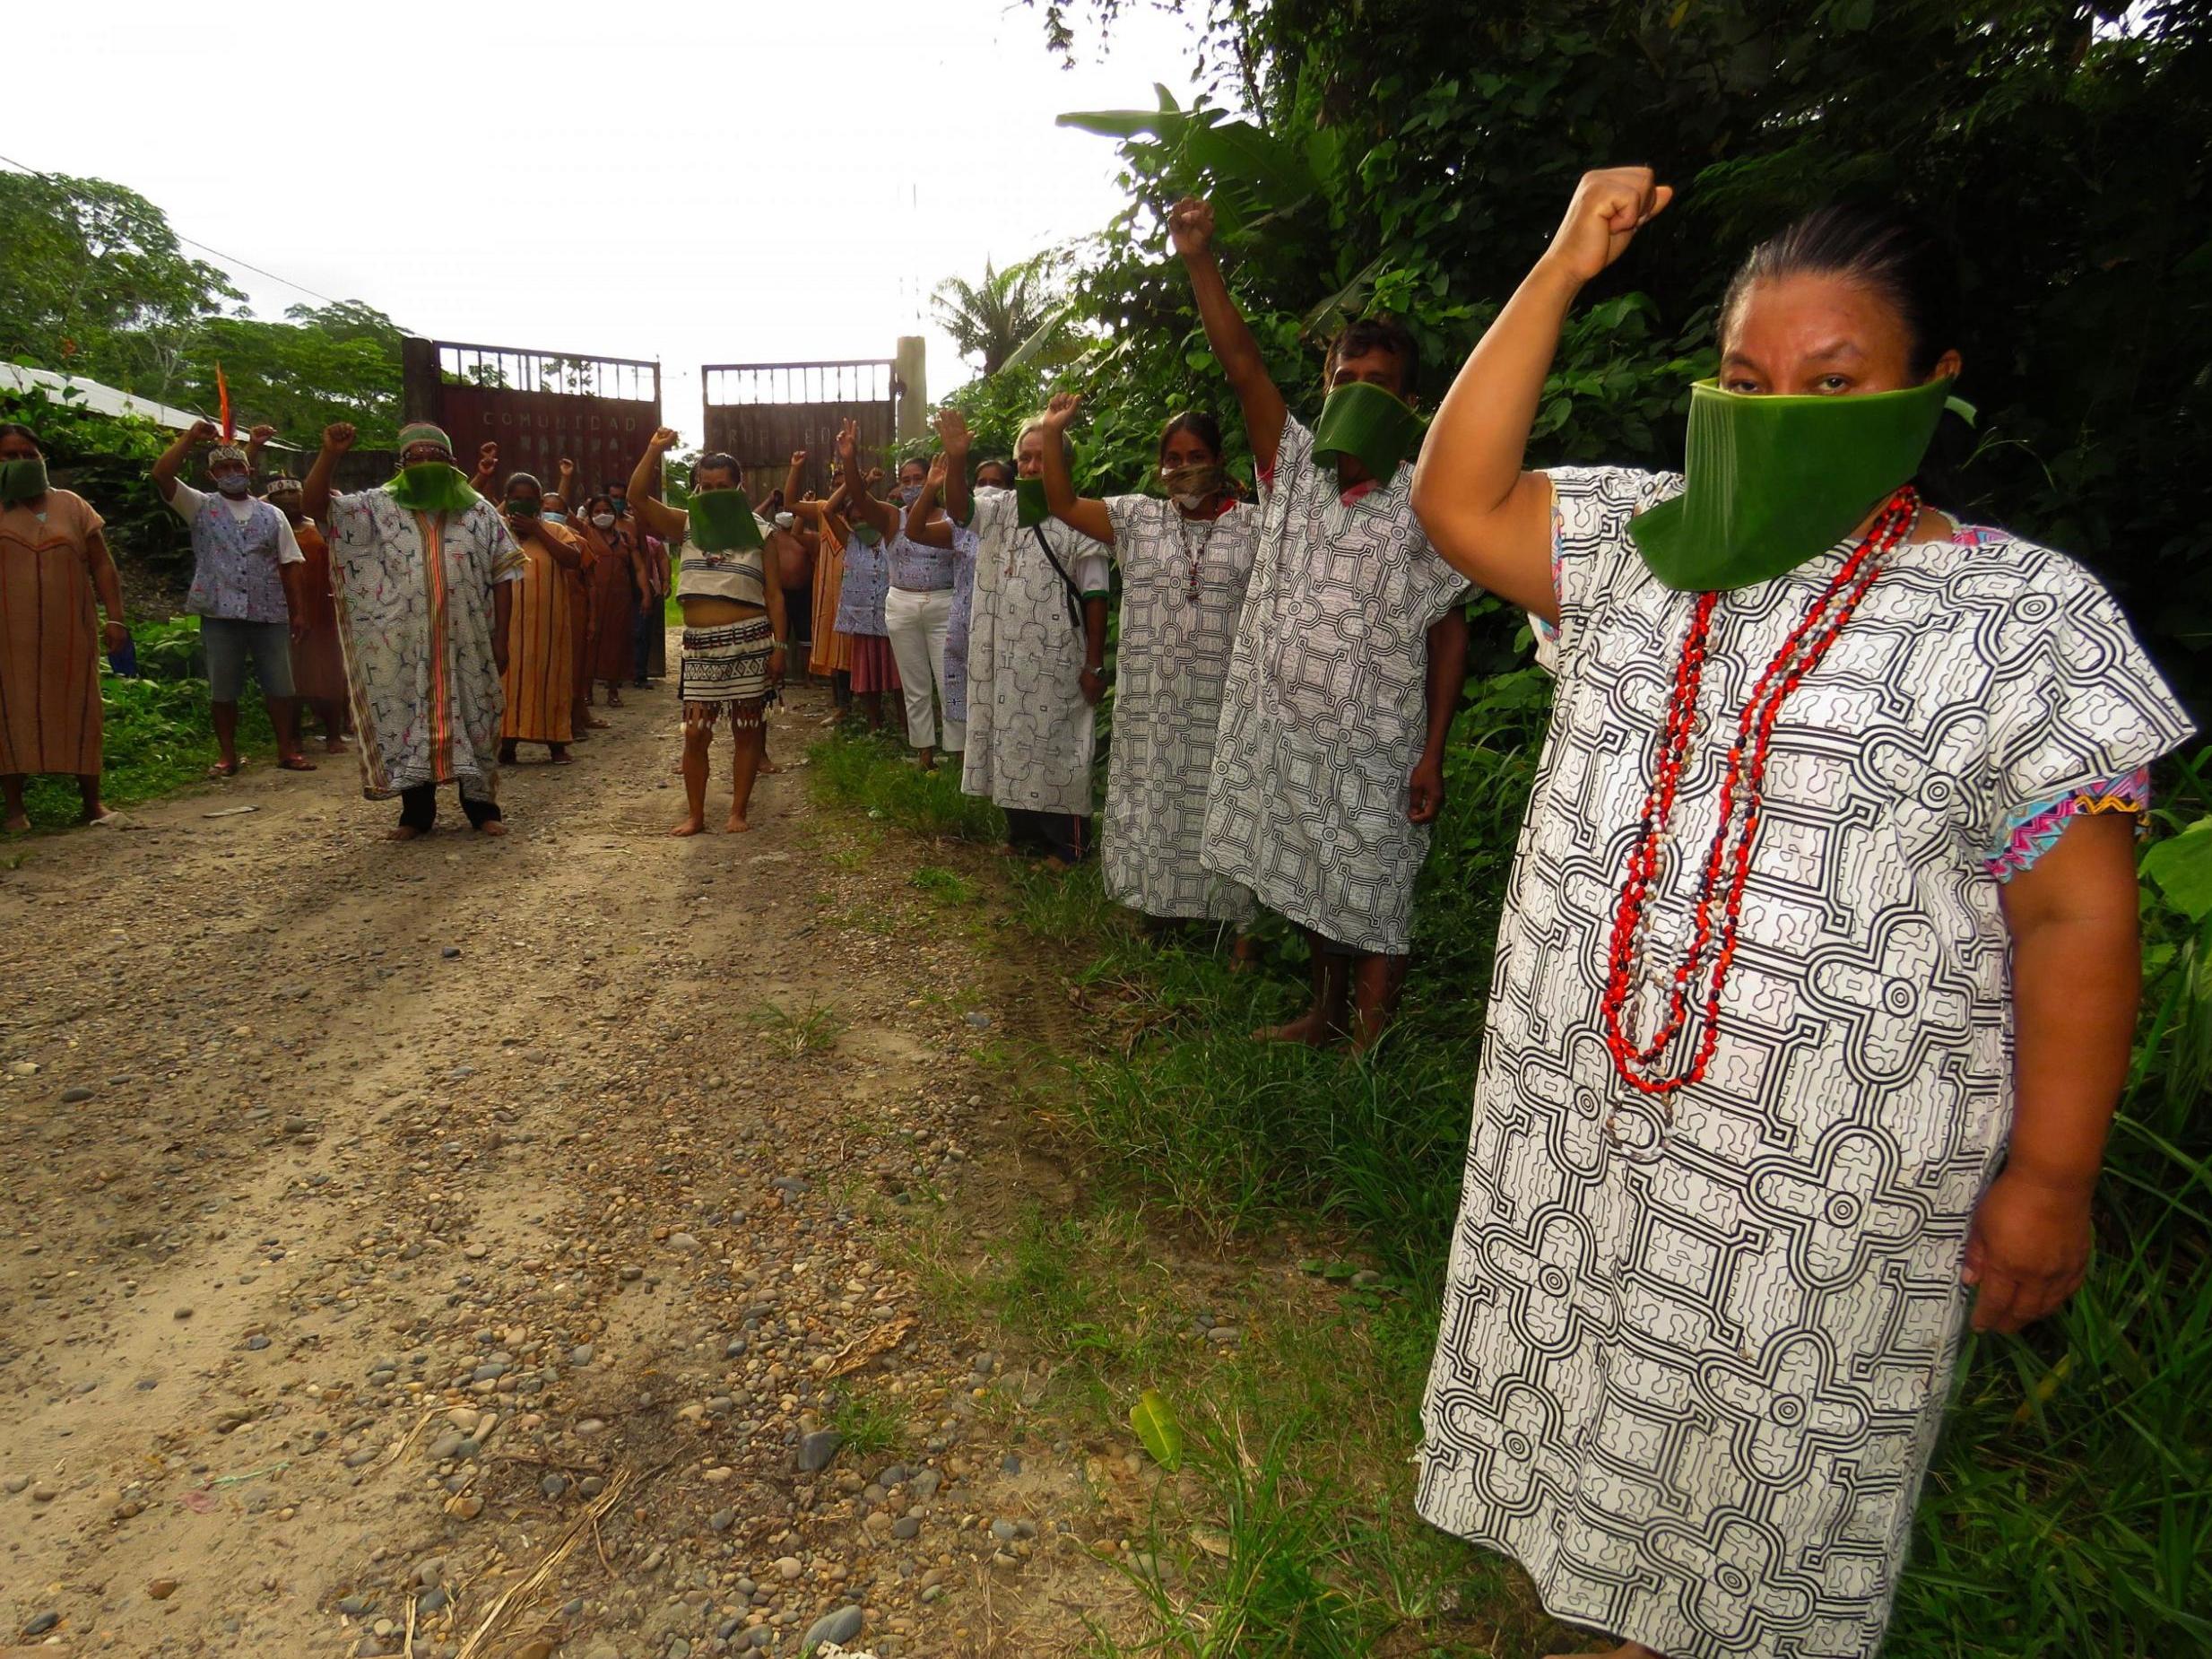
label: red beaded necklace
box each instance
[1600,486,1920,1099]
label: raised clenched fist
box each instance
[1167,197,1216,260]
[649,426,681,453]
[323,422,358,453]
[1540,167,1674,286]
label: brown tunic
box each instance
[501,525,578,744]
[0,489,105,777]
[289,518,350,702]
[801,502,852,676]
[587,525,639,684]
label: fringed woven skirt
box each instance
[679,617,776,706]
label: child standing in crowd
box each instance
[831,422,901,734]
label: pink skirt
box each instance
[848,634,902,695]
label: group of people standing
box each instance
[2,156,2200,1659]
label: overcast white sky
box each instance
[9,0,1209,436]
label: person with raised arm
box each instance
[912,406,1108,869]
[849,445,962,771]
[1035,391,1259,931]
[791,450,858,713]
[624,428,787,835]
[302,421,523,838]
[1171,196,1472,1049]
[493,471,584,766]
[1407,169,2195,1659]
[828,422,901,734]
[153,417,315,778]
[900,438,1000,755]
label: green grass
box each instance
[828,1385,911,1461]
[748,997,845,1057]
[816,713,2212,1657]
[19,661,278,830]
[911,864,981,907]
[807,725,1004,844]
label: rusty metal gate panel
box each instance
[403,339,662,500]
[700,360,898,502]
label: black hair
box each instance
[504,472,542,495]
[692,451,743,488]
[1157,411,1223,467]
[1722,203,1962,378]
[0,421,43,451]
[975,457,1017,488]
[584,493,613,516]
[1326,316,1420,398]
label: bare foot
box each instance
[549,749,574,765]
[4,812,30,833]
[474,819,508,837]
[670,816,707,838]
[386,824,427,841]
[205,759,243,779]
[724,814,753,834]
[323,736,347,753]
[79,803,117,825]
[1253,1008,1338,1048]
[588,716,611,729]
[759,758,784,776]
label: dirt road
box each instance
[0,680,1141,1657]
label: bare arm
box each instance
[541,525,585,573]
[765,567,790,685]
[1168,199,1287,473]
[87,527,127,649]
[1409,609,1470,824]
[245,424,277,477]
[782,449,807,507]
[835,421,897,539]
[1965,812,2143,1332]
[1037,392,1116,545]
[280,560,309,641]
[153,421,215,502]
[626,429,690,542]
[906,456,956,550]
[302,423,355,523]
[936,408,974,527]
[1410,168,1673,620]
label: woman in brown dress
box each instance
[0,423,129,830]
[578,493,646,708]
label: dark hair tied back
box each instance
[1722,203,1961,379]
[1157,410,1223,467]
[0,421,43,451]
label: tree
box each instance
[0,169,241,401]
[932,256,1064,376]
[186,307,404,448]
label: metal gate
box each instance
[700,360,898,503]
[401,338,662,501]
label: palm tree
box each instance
[932,256,1058,376]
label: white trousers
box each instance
[884,585,963,752]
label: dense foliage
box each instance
[914,3,2212,1651]
[2,169,403,446]
[1021,0,2208,708]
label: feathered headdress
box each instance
[207,362,247,467]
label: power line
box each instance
[0,149,369,316]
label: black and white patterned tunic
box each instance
[1417,465,2195,1659]
[1101,495,1262,922]
[1201,414,1471,953]
[959,489,1111,817]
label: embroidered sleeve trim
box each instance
[1985,765,2153,882]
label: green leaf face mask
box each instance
[1311,380,1427,482]
[0,457,48,505]
[386,463,480,515]
[1015,477,1050,528]
[688,488,762,553]
[1627,378,1970,592]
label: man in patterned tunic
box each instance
[302,421,524,839]
[1173,196,1473,1048]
